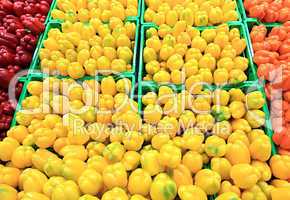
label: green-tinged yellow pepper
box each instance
[128,168,152,196]
[101,187,128,200]
[219,181,241,197]
[61,158,86,181]
[150,173,177,200]
[270,155,290,180]
[230,164,260,189]
[245,110,265,128]
[182,151,203,174]
[229,101,245,119]
[11,146,35,169]
[172,164,193,188]
[182,128,204,152]
[159,143,182,168]
[212,121,232,140]
[211,105,231,122]
[141,150,164,176]
[103,142,125,163]
[78,169,103,195]
[205,135,227,157]
[79,194,100,200]
[32,149,58,172]
[0,184,17,200]
[121,151,140,171]
[87,155,108,174]
[122,131,144,151]
[178,185,207,200]
[246,91,265,110]
[0,137,19,162]
[51,180,80,200]
[43,157,63,177]
[249,135,271,162]
[252,161,271,182]
[211,158,232,180]
[195,169,221,195]
[0,167,21,188]
[241,185,267,200]
[60,145,88,161]
[196,114,215,132]
[231,119,251,133]
[225,141,251,165]
[19,168,48,193]
[43,176,66,198]
[229,69,247,84]
[103,162,127,189]
[213,89,230,106]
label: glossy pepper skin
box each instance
[150,173,177,200]
[0,167,21,188]
[102,162,128,189]
[230,164,260,189]
[20,192,50,200]
[101,187,128,200]
[141,150,164,176]
[172,164,193,188]
[19,168,48,193]
[11,145,35,169]
[128,168,152,196]
[78,169,103,195]
[0,137,19,162]
[195,169,221,195]
[0,184,18,200]
[159,142,182,169]
[178,185,207,200]
[51,180,80,200]
[270,155,290,180]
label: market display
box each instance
[0,0,290,200]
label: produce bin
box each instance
[138,21,257,87]
[29,19,140,78]
[10,73,136,127]
[48,0,142,23]
[141,0,242,25]
[45,0,57,24]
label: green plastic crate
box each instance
[48,0,141,23]
[29,19,140,78]
[10,73,136,127]
[141,0,242,25]
[237,0,282,26]
[138,21,257,87]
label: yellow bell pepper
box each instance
[212,105,231,122]
[219,181,241,197]
[216,192,241,200]
[246,91,265,110]
[248,129,265,143]
[182,151,203,174]
[0,167,21,188]
[103,142,125,163]
[214,68,229,85]
[229,69,247,84]
[60,145,88,161]
[130,194,148,200]
[258,181,274,199]
[198,54,216,71]
[80,194,100,200]
[192,96,211,113]
[61,158,86,181]
[0,137,19,162]
[121,151,140,171]
[231,119,251,133]
[19,168,48,193]
[249,135,271,162]
[241,185,267,200]
[229,88,245,102]
[102,162,127,189]
[43,157,63,177]
[194,11,208,26]
[195,169,221,195]
[87,155,108,173]
[212,121,232,140]
[101,187,128,200]
[271,179,290,188]
[51,180,80,200]
[67,129,90,145]
[172,164,193,188]
[141,150,164,176]
[159,143,182,168]
[7,125,29,144]
[182,129,204,152]
[205,135,227,157]
[178,185,207,200]
[227,130,249,146]
[128,168,152,196]
[185,75,203,94]
[270,155,290,180]
[225,141,250,165]
[252,161,271,182]
[20,192,49,200]
[144,104,163,125]
[230,164,260,189]
[0,184,18,200]
[211,158,232,180]
[43,177,66,198]
[157,116,179,138]
[122,131,144,151]
[151,134,170,150]
[196,114,215,132]
[11,146,35,169]
[150,173,177,200]
[229,101,245,119]
[31,149,58,172]
[245,110,265,128]
[78,169,103,195]
[271,187,290,200]
[213,89,230,106]
[33,128,56,149]
[87,142,106,157]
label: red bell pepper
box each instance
[20,34,37,51]
[248,4,267,20]
[278,8,290,22]
[13,1,25,16]
[0,0,14,14]
[0,46,15,66]
[273,128,290,150]
[264,9,279,23]
[15,46,32,67]
[0,68,16,89]
[22,17,45,35]
[265,35,282,51]
[269,26,288,41]
[0,30,18,49]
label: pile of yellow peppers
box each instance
[39,17,136,78]
[144,0,238,26]
[143,23,248,85]
[51,0,138,23]
[1,77,290,200]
